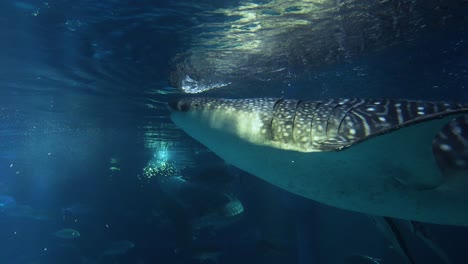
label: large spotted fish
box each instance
[169,98,468,226]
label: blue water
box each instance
[0,1,467,263]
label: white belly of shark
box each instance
[169,98,468,226]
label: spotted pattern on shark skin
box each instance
[272,99,299,144]
[171,97,468,152]
[314,99,467,151]
[292,101,318,149]
[433,115,468,173]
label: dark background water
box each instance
[0,1,467,264]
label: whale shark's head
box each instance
[169,97,285,149]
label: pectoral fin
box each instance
[409,221,452,264]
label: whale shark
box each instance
[169,98,468,226]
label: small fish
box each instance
[54,228,81,239]
[222,198,244,217]
[109,166,121,172]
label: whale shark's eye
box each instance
[179,101,190,112]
